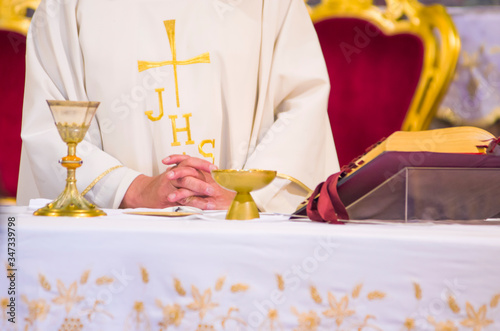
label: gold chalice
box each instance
[211,169,276,220]
[33,100,106,217]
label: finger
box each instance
[162,154,190,165]
[172,176,216,196]
[167,188,196,203]
[177,157,218,173]
[180,196,217,210]
[166,166,204,181]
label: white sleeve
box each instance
[244,0,339,213]
[18,0,140,208]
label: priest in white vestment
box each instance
[17,0,339,213]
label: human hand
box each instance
[162,154,236,210]
[120,155,235,210]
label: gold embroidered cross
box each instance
[138,20,211,108]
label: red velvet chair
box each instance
[0,0,39,199]
[310,0,461,167]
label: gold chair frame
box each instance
[0,0,40,35]
[309,0,461,131]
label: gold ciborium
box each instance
[211,169,276,220]
[33,100,106,217]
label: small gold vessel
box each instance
[211,169,276,220]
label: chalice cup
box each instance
[33,100,106,217]
[211,169,277,220]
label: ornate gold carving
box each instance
[138,20,211,108]
[310,0,461,132]
[0,0,40,35]
[169,113,195,146]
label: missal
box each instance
[294,126,500,218]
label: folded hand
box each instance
[120,154,235,210]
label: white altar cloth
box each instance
[1,204,500,331]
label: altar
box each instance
[1,203,500,331]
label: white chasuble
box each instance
[17,0,339,212]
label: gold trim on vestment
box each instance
[81,165,124,196]
[276,173,312,194]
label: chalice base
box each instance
[226,192,260,220]
[34,188,106,217]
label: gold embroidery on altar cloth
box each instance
[367,291,386,300]
[404,317,416,330]
[83,300,113,321]
[141,266,149,284]
[276,274,285,292]
[322,293,355,327]
[138,20,211,108]
[156,300,184,328]
[174,278,186,296]
[351,283,363,299]
[220,307,247,329]
[460,302,494,330]
[448,295,460,314]
[230,284,249,293]
[186,286,219,320]
[427,317,457,331]
[80,270,91,285]
[95,276,114,285]
[21,295,50,326]
[169,113,194,146]
[215,276,226,291]
[310,286,322,304]
[413,282,422,300]
[126,301,151,331]
[290,307,321,331]
[491,294,500,308]
[38,273,51,291]
[59,317,84,331]
[52,280,84,314]
[145,88,165,121]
